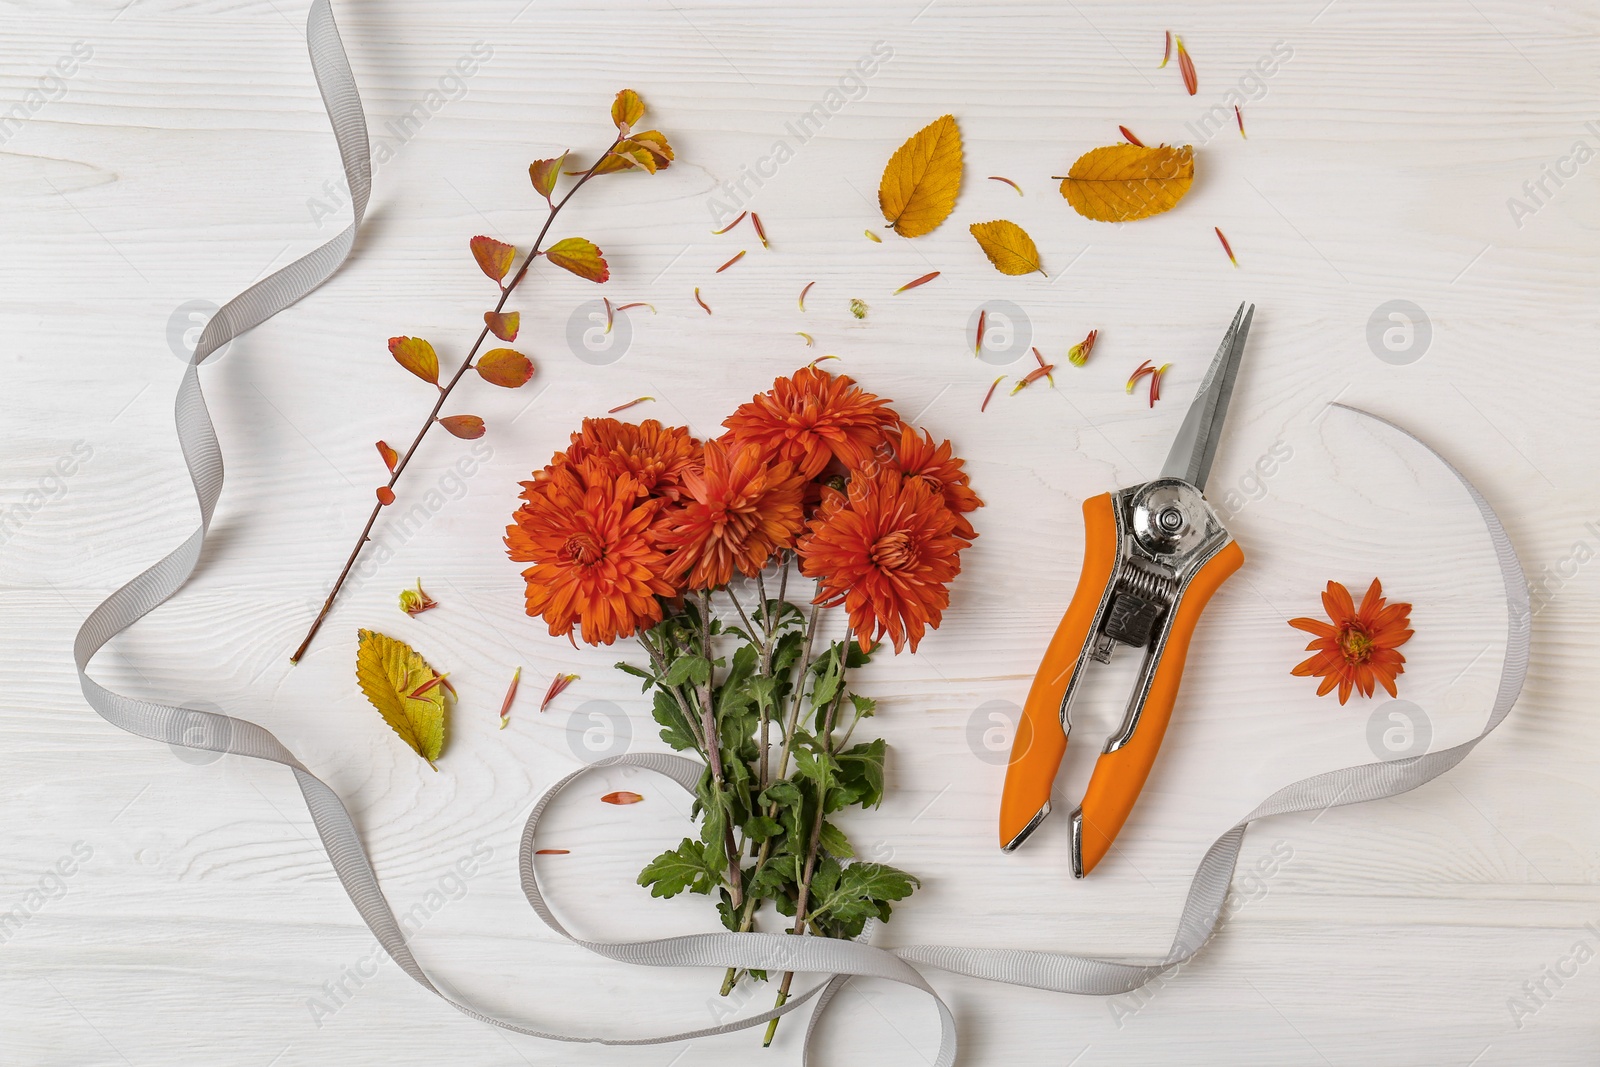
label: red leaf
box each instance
[375,440,398,473]
[484,311,520,341]
[438,414,486,439]
[470,235,517,284]
[388,336,439,385]
[476,347,534,388]
[376,486,395,505]
[601,791,644,805]
[545,237,609,283]
[529,153,566,201]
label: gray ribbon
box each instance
[74,5,1528,1064]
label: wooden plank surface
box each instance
[1,1,1597,1063]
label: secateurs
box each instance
[1000,303,1255,877]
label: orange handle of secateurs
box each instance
[1074,538,1244,876]
[998,493,1120,849]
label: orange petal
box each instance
[1288,616,1336,637]
[1322,580,1355,621]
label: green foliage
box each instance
[631,580,918,993]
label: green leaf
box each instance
[817,820,854,859]
[661,653,711,689]
[849,694,877,719]
[835,738,887,810]
[615,661,654,690]
[651,689,698,752]
[810,646,843,710]
[638,838,715,898]
[744,815,782,843]
[794,745,841,786]
[845,639,879,669]
[760,779,803,810]
[809,861,920,938]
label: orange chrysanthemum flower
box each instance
[506,462,676,645]
[655,440,806,590]
[1289,578,1413,704]
[558,417,701,501]
[722,366,899,479]
[883,423,983,541]
[798,469,970,653]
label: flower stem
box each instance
[719,588,815,997]
[764,643,850,1047]
[289,133,623,663]
[698,589,744,911]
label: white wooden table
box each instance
[3,1,1597,1063]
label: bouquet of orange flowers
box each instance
[506,363,979,1034]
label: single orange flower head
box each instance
[1288,578,1413,704]
[655,440,807,590]
[560,417,701,502]
[797,469,970,653]
[883,423,983,541]
[506,462,676,645]
[722,365,899,479]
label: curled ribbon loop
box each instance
[76,6,1528,1065]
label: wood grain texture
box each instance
[2,0,1598,1064]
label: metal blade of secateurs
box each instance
[1160,302,1254,491]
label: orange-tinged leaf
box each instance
[470,235,516,284]
[477,347,534,388]
[602,791,644,805]
[388,336,439,385]
[529,153,566,201]
[438,414,486,439]
[877,114,963,237]
[610,142,660,173]
[545,237,609,283]
[535,848,570,855]
[607,396,653,414]
[484,311,520,341]
[626,130,673,170]
[583,151,639,177]
[611,88,645,131]
[375,440,398,472]
[355,629,447,768]
[969,219,1046,276]
[376,486,395,506]
[1059,144,1195,222]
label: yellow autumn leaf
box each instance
[1059,144,1194,222]
[969,219,1045,276]
[877,114,963,238]
[611,88,645,131]
[355,629,448,768]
